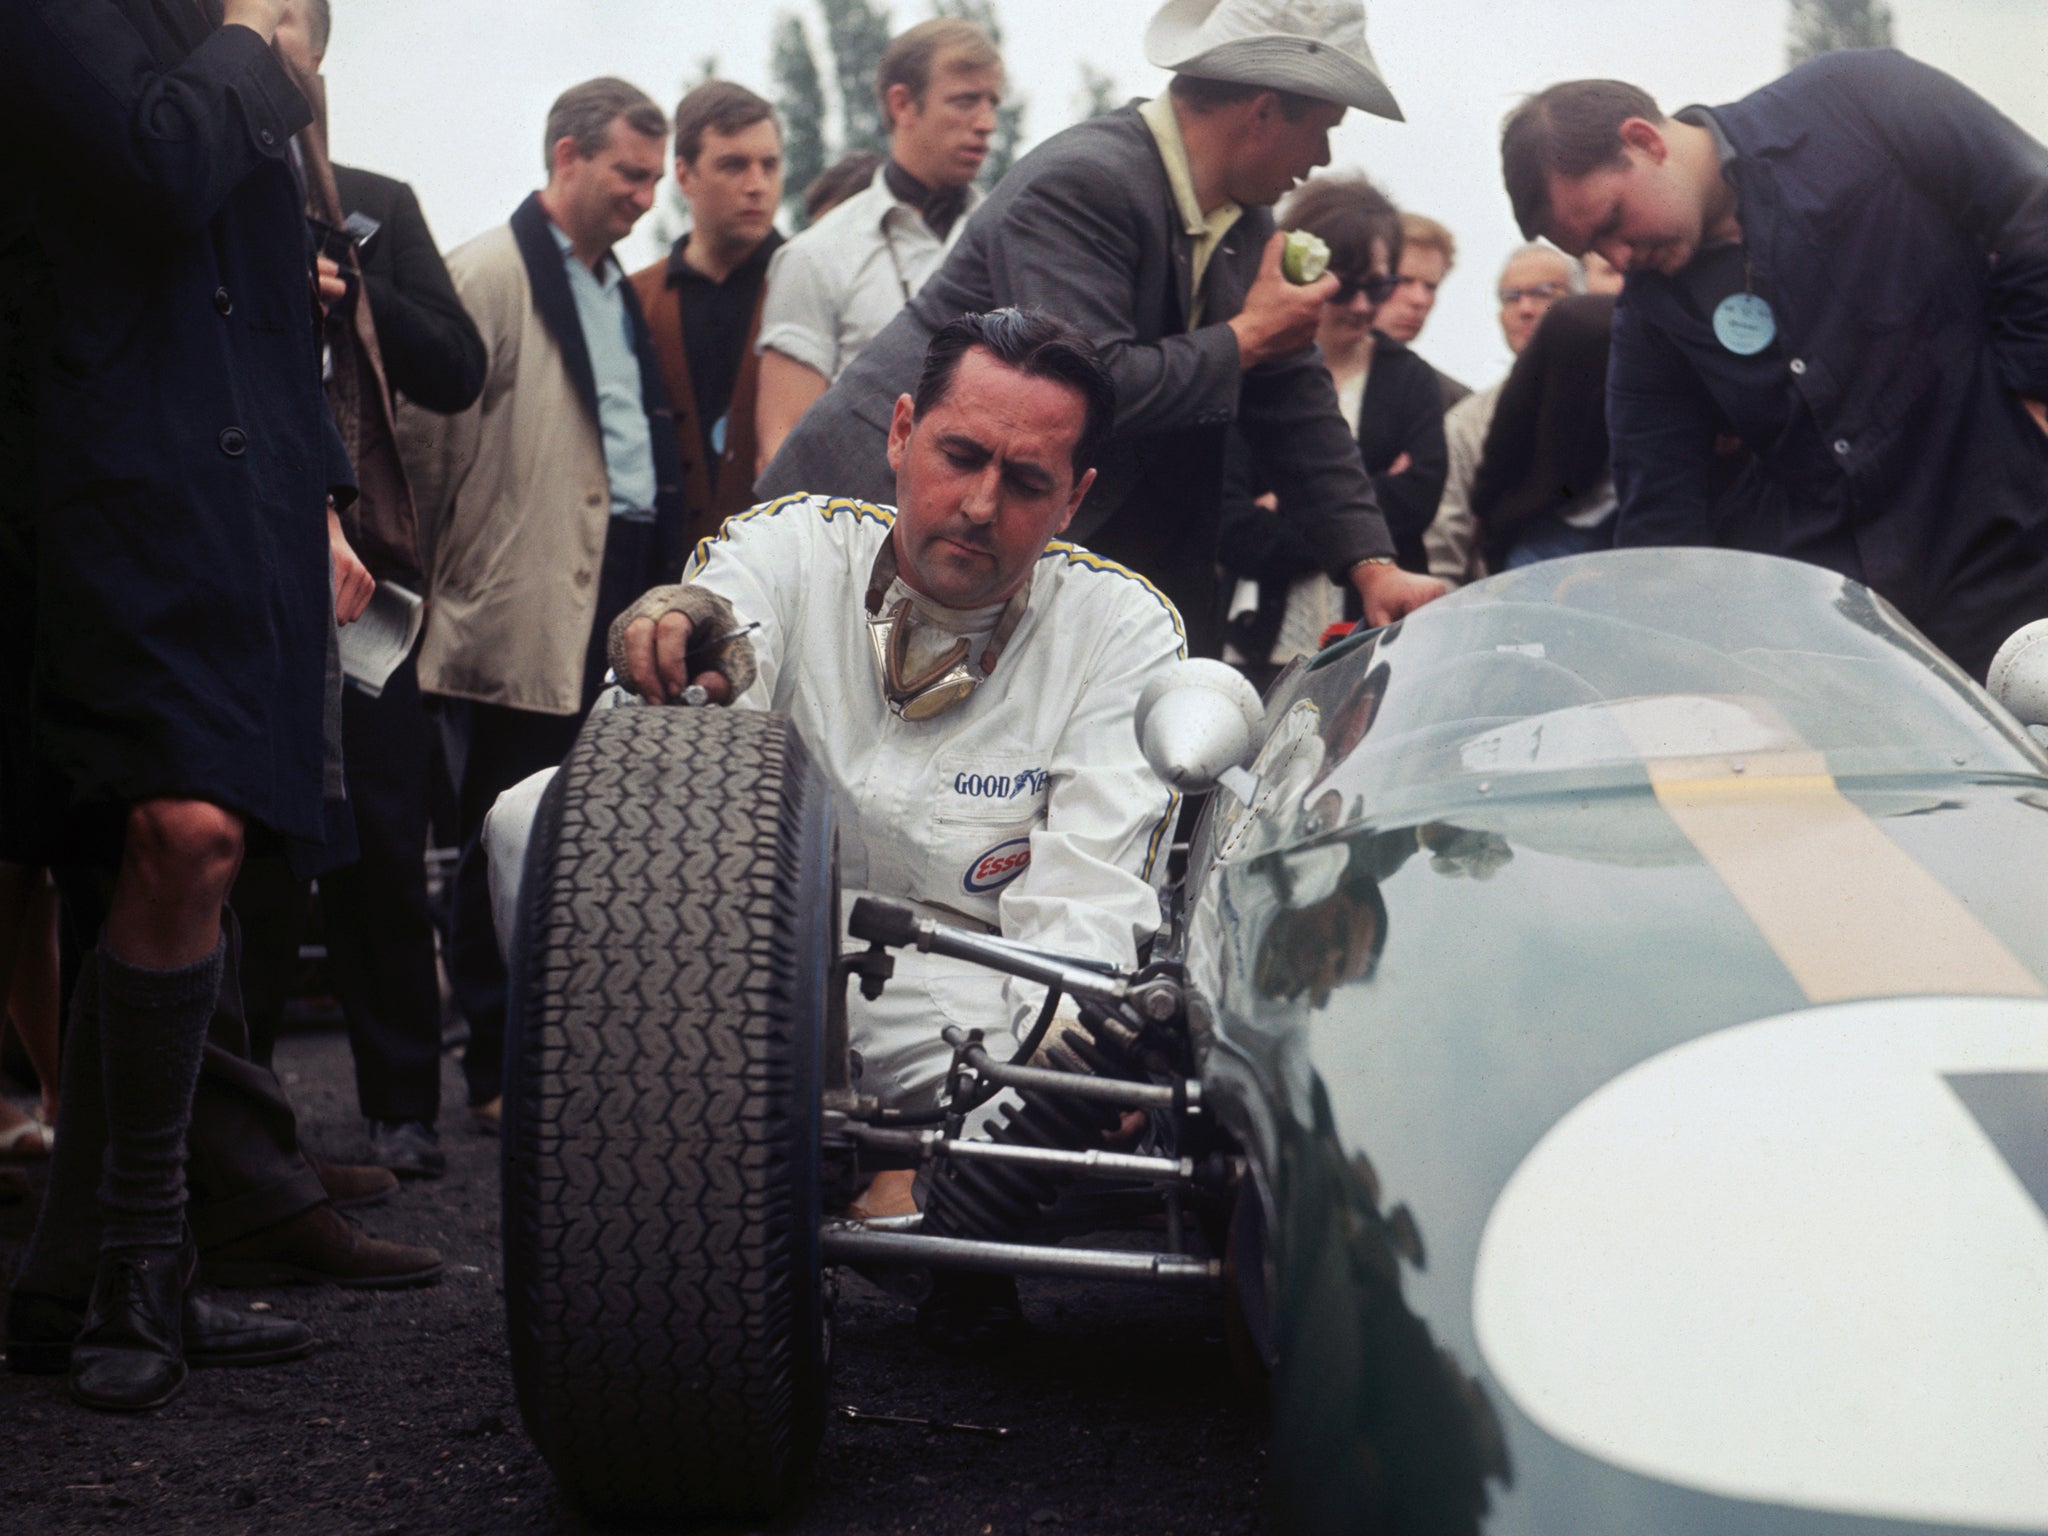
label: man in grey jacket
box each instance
[756,0,1443,656]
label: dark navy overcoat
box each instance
[1608,49,2048,679]
[0,0,352,858]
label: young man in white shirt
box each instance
[752,18,1004,469]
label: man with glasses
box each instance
[486,310,1183,1349]
[1501,54,2048,678]
[1424,243,1583,586]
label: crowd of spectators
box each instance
[1,0,2045,1419]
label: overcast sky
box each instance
[321,0,2048,388]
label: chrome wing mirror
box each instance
[1133,659,1265,801]
[1989,619,2048,739]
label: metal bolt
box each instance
[1130,979,1182,1021]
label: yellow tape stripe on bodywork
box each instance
[1644,749,2044,1004]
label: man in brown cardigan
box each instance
[631,81,784,554]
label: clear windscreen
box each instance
[1281,549,2046,822]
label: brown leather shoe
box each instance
[313,1158,398,1210]
[201,1203,443,1290]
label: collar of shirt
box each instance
[885,576,1009,677]
[870,167,983,241]
[889,576,1009,634]
[544,217,657,519]
[547,217,619,291]
[1676,105,1741,172]
[883,158,971,242]
[1138,95,1243,329]
[665,227,785,290]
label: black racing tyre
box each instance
[502,703,835,1523]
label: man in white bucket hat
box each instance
[758,0,1442,659]
[1144,0,1403,121]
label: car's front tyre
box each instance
[502,703,834,1522]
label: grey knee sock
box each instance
[15,952,107,1298]
[94,937,223,1252]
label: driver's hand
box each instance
[618,611,734,706]
[1350,560,1445,627]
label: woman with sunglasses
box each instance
[1219,173,1450,680]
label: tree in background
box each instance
[824,0,893,155]
[774,13,830,224]
[1074,62,1119,123]
[771,0,1031,226]
[1787,0,1893,66]
[771,1,888,228]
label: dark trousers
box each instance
[229,854,301,1067]
[439,699,582,1109]
[228,653,443,1125]
[439,515,657,1107]
[18,886,326,1301]
[323,651,442,1124]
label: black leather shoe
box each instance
[7,1286,314,1375]
[367,1119,445,1179]
[915,1270,1026,1355]
[181,1293,314,1366]
[69,1247,187,1412]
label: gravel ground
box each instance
[0,1028,1265,1535]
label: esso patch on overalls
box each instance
[963,836,1032,894]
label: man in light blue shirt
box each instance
[401,76,688,1125]
[549,221,657,521]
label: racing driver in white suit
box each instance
[484,312,1186,1336]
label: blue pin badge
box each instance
[1713,247,1776,355]
[1714,290,1776,356]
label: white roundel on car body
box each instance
[1471,996,2048,1530]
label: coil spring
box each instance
[920,1008,1145,1242]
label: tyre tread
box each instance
[503,706,828,1520]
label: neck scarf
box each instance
[884,158,970,243]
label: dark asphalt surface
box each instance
[1,1028,1266,1535]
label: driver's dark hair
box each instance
[1500,79,1662,240]
[912,309,1116,479]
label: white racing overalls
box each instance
[487,493,1185,1109]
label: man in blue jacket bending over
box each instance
[1500,50,2048,679]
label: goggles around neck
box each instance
[863,538,1029,721]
